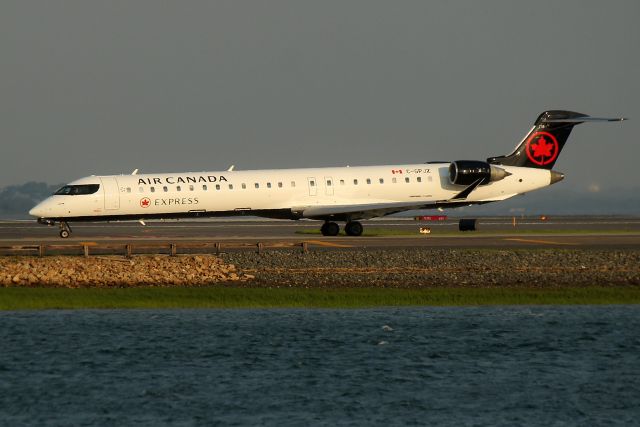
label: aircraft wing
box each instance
[301,199,492,221]
[300,178,504,220]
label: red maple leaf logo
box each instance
[525,132,559,166]
[531,136,553,158]
[140,198,151,208]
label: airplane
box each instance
[29,110,625,238]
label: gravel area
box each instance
[220,248,640,288]
[0,255,253,288]
[1,249,638,288]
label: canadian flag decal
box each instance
[391,169,403,174]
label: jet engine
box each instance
[449,161,510,186]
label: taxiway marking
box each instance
[304,240,354,248]
[503,238,576,246]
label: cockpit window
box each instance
[54,184,100,195]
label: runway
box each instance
[1,216,640,250]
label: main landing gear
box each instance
[59,221,72,238]
[320,221,363,237]
[320,221,340,236]
[344,221,363,236]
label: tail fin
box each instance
[487,110,625,169]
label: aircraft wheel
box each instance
[59,229,70,238]
[344,221,363,236]
[320,222,340,236]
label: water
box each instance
[1,307,639,426]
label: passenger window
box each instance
[242,183,247,189]
[203,185,207,191]
[126,187,131,193]
[189,185,194,191]
[229,184,233,190]
[291,181,296,187]
[278,182,283,188]
[392,178,397,184]
[150,187,155,193]
[216,184,220,190]
[340,180,345,185]
[310,180,315,187]
[417,177,422,183]
[379,178,384,184]
[366,179,371,185]
[176,186,181,192]
[354,179,358,185]
[405,177,410,183]
[326,180,332,186]
[255,183,260,189]
[267,182,272,188]
[163,186,168,192]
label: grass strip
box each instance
[295,228,638,237]
[1,286,639,310]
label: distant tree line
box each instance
[0,182,62,217]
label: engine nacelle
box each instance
[449,161,510,186]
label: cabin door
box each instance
[307,177,317,196]
[100,177,120,210]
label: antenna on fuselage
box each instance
[227,165,235,171]
[131,169,139,175]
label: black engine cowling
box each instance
[449,161,509,186]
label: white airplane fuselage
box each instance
[30,110,623,237]
[29,163,553,221]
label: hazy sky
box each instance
[1,1,638,198]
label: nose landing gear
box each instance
[59,222,72,238]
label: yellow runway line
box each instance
[503,238,576,246]
[305,240,353,248]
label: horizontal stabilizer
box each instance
[544,116,627,123]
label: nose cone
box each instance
[550,171,565,185]
[29,202,46,218]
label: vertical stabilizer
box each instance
[488,110,625,169]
